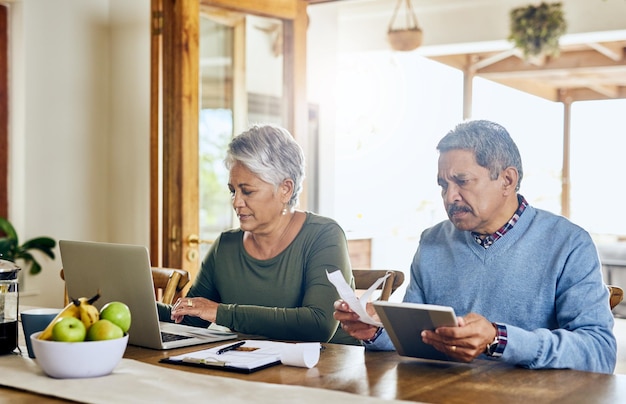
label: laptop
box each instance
[59,240,237,350]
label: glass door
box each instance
[196,10,285,259]
[151,0,308,280]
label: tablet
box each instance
[372,301,457,362]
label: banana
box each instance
[37,291,102,340]
[37,299,82,340]
[78,292,101,330]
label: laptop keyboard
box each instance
[161,331,193,342]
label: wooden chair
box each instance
[151,267,190,305]
[352,269,405,301]
[60,266,190,306]
[608,285,624,310]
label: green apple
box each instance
[86,319,124,341]
[51,317,87,342]
[99,301,132,333]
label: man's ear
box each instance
[501,167,519,194]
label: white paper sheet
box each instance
[167,340,321,369]
[326,270,389,327]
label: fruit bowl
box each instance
[30,331,129,379]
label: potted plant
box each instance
[0,217,56,275]
[508,2,567,60]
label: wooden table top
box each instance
[127,341,626,403]
[5,338,626,403]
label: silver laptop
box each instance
[59,240,237,349]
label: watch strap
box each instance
[485,322,507,358]
[363,326,383,345]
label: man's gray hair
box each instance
[437,120,523,191]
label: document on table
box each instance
[161,340,321,373]
[326,269,388,327]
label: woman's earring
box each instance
[281,205,287,215]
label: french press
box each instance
[0,259,20,354]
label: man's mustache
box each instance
[447,204,472,216]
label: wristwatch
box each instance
[485,322,507,358]
[363,327,383,345]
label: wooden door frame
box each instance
[0,4,8,219]
[150,0,309,281]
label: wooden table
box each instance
[124,342,626,403]
[6,335,626,402]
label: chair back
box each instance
[60,267,190,306]
[151,267,190,305]
[352,269,405,301]
[608,285,624,310]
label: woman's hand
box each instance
[333,299,380,341]
[171,297,219,324]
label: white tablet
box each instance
[372,301,457,361]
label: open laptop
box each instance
[59,240,237,350]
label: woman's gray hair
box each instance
[225,124,305,208]
[437,120,523,191]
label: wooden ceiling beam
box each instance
[587,84,620,99]
[477,48,626,74]
[489,77,561,101]
[429,40,626,103]
[558,87,626,102]
[477,65,626,84]
[586,42,624,62]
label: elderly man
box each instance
[335,120,616,373]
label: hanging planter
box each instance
[387,0,422,52]
[508,2,567,60]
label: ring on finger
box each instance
[451,345,457,352]
[187,300,193,307]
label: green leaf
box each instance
[16,250,34,263]
[29,260,42,275]
[0,238,17,260]
[0,217,18,241]
[21,237,56,259]
[508,2,567,59]
[0,217,56,274]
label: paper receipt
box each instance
[326,269,389,327]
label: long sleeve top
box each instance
[368,204,616,374]
[158,212,356,343]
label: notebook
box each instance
[59,240,237,350]
[160,340,283,374]
[372,301,457,362]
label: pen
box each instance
[216,341,245,355]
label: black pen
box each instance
[216,341,245,355]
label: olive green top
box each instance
[158,212,357,344]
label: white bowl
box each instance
[30,331,129,379]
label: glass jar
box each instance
[0,259,20,354]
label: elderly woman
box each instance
[158,124,355,344]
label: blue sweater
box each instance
[369,205,616,373]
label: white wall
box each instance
[9,0,150,307]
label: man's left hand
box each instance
[420,312,497,362]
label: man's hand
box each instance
[420,312,497,362]
[333,299,380,341]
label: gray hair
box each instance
[224,124,305,208]
[437,120,523,191]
